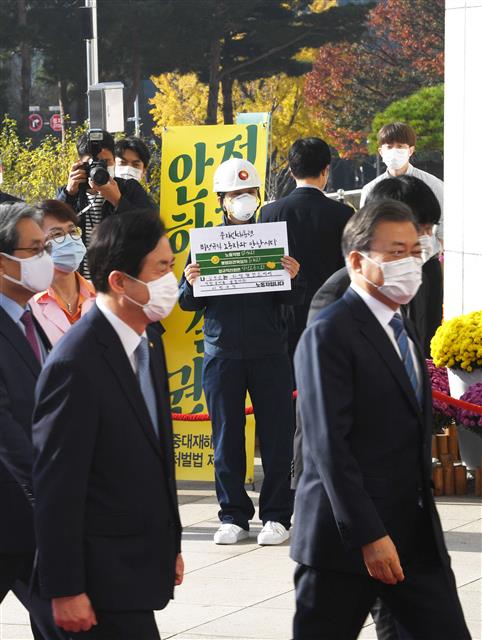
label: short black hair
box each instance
[87,210,166,293]
[377,122,416,147]
[288,137,331,179]
[366,176,441,226]
[40,200,79,226]
[115,136,151,168]
[76,130,115,158]
[342,199,417,258]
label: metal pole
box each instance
[90,0,99,85]
[85,0,99,92]
[134,95,140,137]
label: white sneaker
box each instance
[257,521,290,545]
[214,523,249,545]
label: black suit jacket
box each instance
[0,307,50,553]
[259,188,352,337]
[291,288,449,575]
[33,306,182,611]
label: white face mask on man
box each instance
[227,193,258,222]
[115,165,143,182]
[0,251,54,293]
[381,148,410,172]
[124,271,179,321]
[359,253,422,305]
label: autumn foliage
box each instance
[305,0,444,157]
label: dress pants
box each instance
[70,610,160,640]
[203,353,295,530]
[0,552,67,640]
[293,508,470,640]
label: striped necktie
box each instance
[20,309,41,363]
[389,313,422,404]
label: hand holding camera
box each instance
[66,161,88,196]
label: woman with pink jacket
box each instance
[30,200,96,345]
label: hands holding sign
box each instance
[185,255,299,286]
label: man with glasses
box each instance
[30,200,96,346]
[0,202,67,639]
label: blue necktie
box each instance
[135,337,159,437]
[389,313,422,405]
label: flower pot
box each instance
[447,368,482,399]
[456,425,482,471]
[448,369,482,470]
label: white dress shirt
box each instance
[350,282,422,387]
[359,163,444,242]
[96,296,144,373]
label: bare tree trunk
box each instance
[221,75,234,124]
[58,80,67,143]
[125,26,141,127]
[205,38,222,125]
[17,0,32,138]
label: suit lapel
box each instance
[0,307,40,378]
[344,289,424,422]
[39,300,70,335]
[91,308,163,460]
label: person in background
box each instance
[29,200,95,346]
[0,202,67,639]
[32,210,183,639]
[57,129,155,277]
[360,122,444,247]
[259,137,352,360]
[180,158,302,546]
[115,136,151,182]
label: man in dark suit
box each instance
[259,137,352,358]
[0,202,67,639]
[292,200,469,639]
[32,210,183,638]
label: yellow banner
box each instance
[160,124,268,481]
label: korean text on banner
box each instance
[160,123,268,482]
[190,221,290,297]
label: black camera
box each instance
[81,129,110,186]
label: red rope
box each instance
[171,389,482,421]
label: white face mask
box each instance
[115,165,143,182]
[1,251,54,293]
[360,253,422,305]
[381,148,410,172]
[107,166,116,179]
[419,233,438,263]
[124,271,179,321]
[228,193,258,222]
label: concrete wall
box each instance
[444,1,482,318]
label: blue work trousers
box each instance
[203,353,295,531]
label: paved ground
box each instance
[1,458,481,639]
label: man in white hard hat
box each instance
[179,158,303,546]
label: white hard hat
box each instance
[213,158,261,192]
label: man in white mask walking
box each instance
[360,122,444,246]
[0,202,69,639]
[291,199,469,640]
[32,210,183,639]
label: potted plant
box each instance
[430,310,482,398]
[455,382,482,470]
[426,359,457,432]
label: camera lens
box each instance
[89,163,110,186]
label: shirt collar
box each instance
[96,296,143,360]
[350,282,398,329]
[0,293,26,324]
[295,182,323,192]
[384,163,414,179]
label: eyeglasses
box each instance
[46,227,83,244]
[14,243,53,257]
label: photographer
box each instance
[57,129,155,277]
